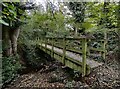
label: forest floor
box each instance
[4,55,120,89]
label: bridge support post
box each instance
[45,38,47,52]
[51,38,54,58]
[87,39,91,56]
[102,31,107,61]
[100,40,103,56]
[62,37,66,65]
[82,38,87,77]
[40,38,42,49]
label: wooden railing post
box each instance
[45,38,47,52]
[87,39,91,56]
[100,40,102,56]
[102,31,107,60]
[51,38,54,58]
[62,37,66,64]
[41,38,42,49]
[82,38,87,77]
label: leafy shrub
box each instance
[18,43,46,69]
[2,54,22,84]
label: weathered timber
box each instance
[51,38,54,58]
[43,39,105,56]
[82,38,87,77]
[102,31,107,60]
[40,43,103,76]
[41,43,90,75]
[39,37,104,77]
[62,37,66,64]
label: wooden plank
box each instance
[89,47,104,52]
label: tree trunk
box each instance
[2,25,12,56]
[9,28,20,55]
[2,25,20,56]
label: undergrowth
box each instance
[2,54,22,84]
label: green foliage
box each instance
[0,17,9,26]
[85,2,118,29]
[25,47,39,67]
[67,2,118,33]
[1,2,26,27]
[18,2,119,66]
[2,55,22,83]
[20,10,70,39]
[107,30,118,52]
[68,2,86,23]
[28,12,65,31]
[81,22,95,30]
[18,42,47,69]
[46,30,69,37]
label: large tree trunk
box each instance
[2,25,20,56]
[9,28,20,55]
[2,25,12,56]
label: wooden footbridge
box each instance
[35,37,106,76]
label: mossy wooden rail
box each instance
[38,37,105,77]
